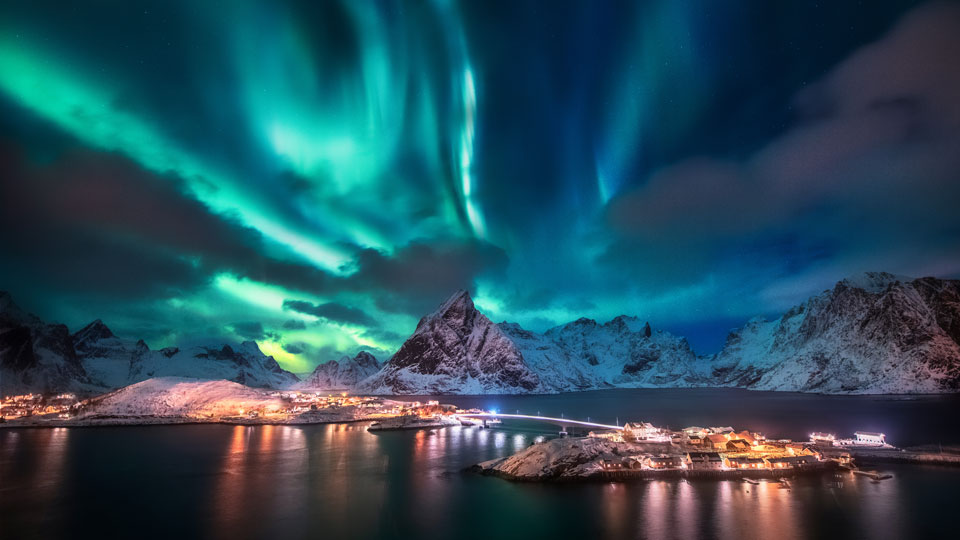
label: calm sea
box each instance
[1,389,957,539]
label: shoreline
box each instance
[843,446,960,467]
[368,387,960,398]
[0,414,380,430]
[470,435,960,484]
[469,461,842,483]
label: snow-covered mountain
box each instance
[298,351,381,390]
[1,292,91,395]
[360,275,960,395]
[359,291,543,394]
[710,272,960,393]
[0,292,299,396]
[78,377,284,419]
[6,271,959,397]
[540,316,706,387]
[359,290,704,394]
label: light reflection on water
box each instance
[0,423,956,539]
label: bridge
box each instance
[457,412,623,432]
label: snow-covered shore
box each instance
[473,437,841,482]
[0,377,384,428]
[474,437,672,481]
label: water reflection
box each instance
[1,424,955,540]
[675,480,698,538]
[207,425,308,539]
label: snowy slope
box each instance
[124,341,300,390]
[360,291,705,394]
[298,351,380,390]
[78,377,284,418]
[6,271,959,397]
[359,291,543,394]
[540,316,707,387]
[0,292,300,396]
[72,319,151,389]
[1,292,91,395]
[478,437,674,480]
[710,272,960,393]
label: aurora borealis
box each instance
[2,1,959,373]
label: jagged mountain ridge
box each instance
[0,292,88,395]
[360,291,542,394]
[360,273,960,395]
[359,290,702,394]
[0,292,299,396]
[710,272,960,393]
[298,351,381,390]
[5,271,959,396]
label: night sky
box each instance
[2,1,958,373]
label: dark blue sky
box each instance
[1,0,958,370]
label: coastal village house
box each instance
[764,456,807,469]
[785,443,817,456]
[725,439,751,452]
[686,452,724,470]
[644,455,683,470]
[725,457,765,469]
[854,432,886,446]
[810,432,836,444]
[600,454,627,471]
[705,434,729,450]
[624,422,668,442]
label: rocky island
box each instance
[471,421,959,482]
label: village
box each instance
[0,388,450,426]
[0,388,915,479]
[582,421,890,476]
[0,392,82,420]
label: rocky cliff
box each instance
[710,272,960,393]
[0,292,299,396]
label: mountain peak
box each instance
[354,351,379,369]
[0,291,34,324]
[416,290,478,332]
[299,350,381,389]
[73,319,115,343]
[838,271,912,293]
[433,289,474,314]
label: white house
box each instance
[853,431,886,446]
[624,422,670,442]
[809,432,836,445]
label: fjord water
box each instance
[1,389,958,539]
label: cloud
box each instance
[229,321,273,341]
[360,327,404,344]
[345,240,508,314]
[0,142,338,299]
[603,2,960,289]
[282,319,307,330]
[282,299,377,327]
[282,342,305,355]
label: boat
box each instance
[779,478,792,489]
[742,478,760,485]
[853,470,893,481]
